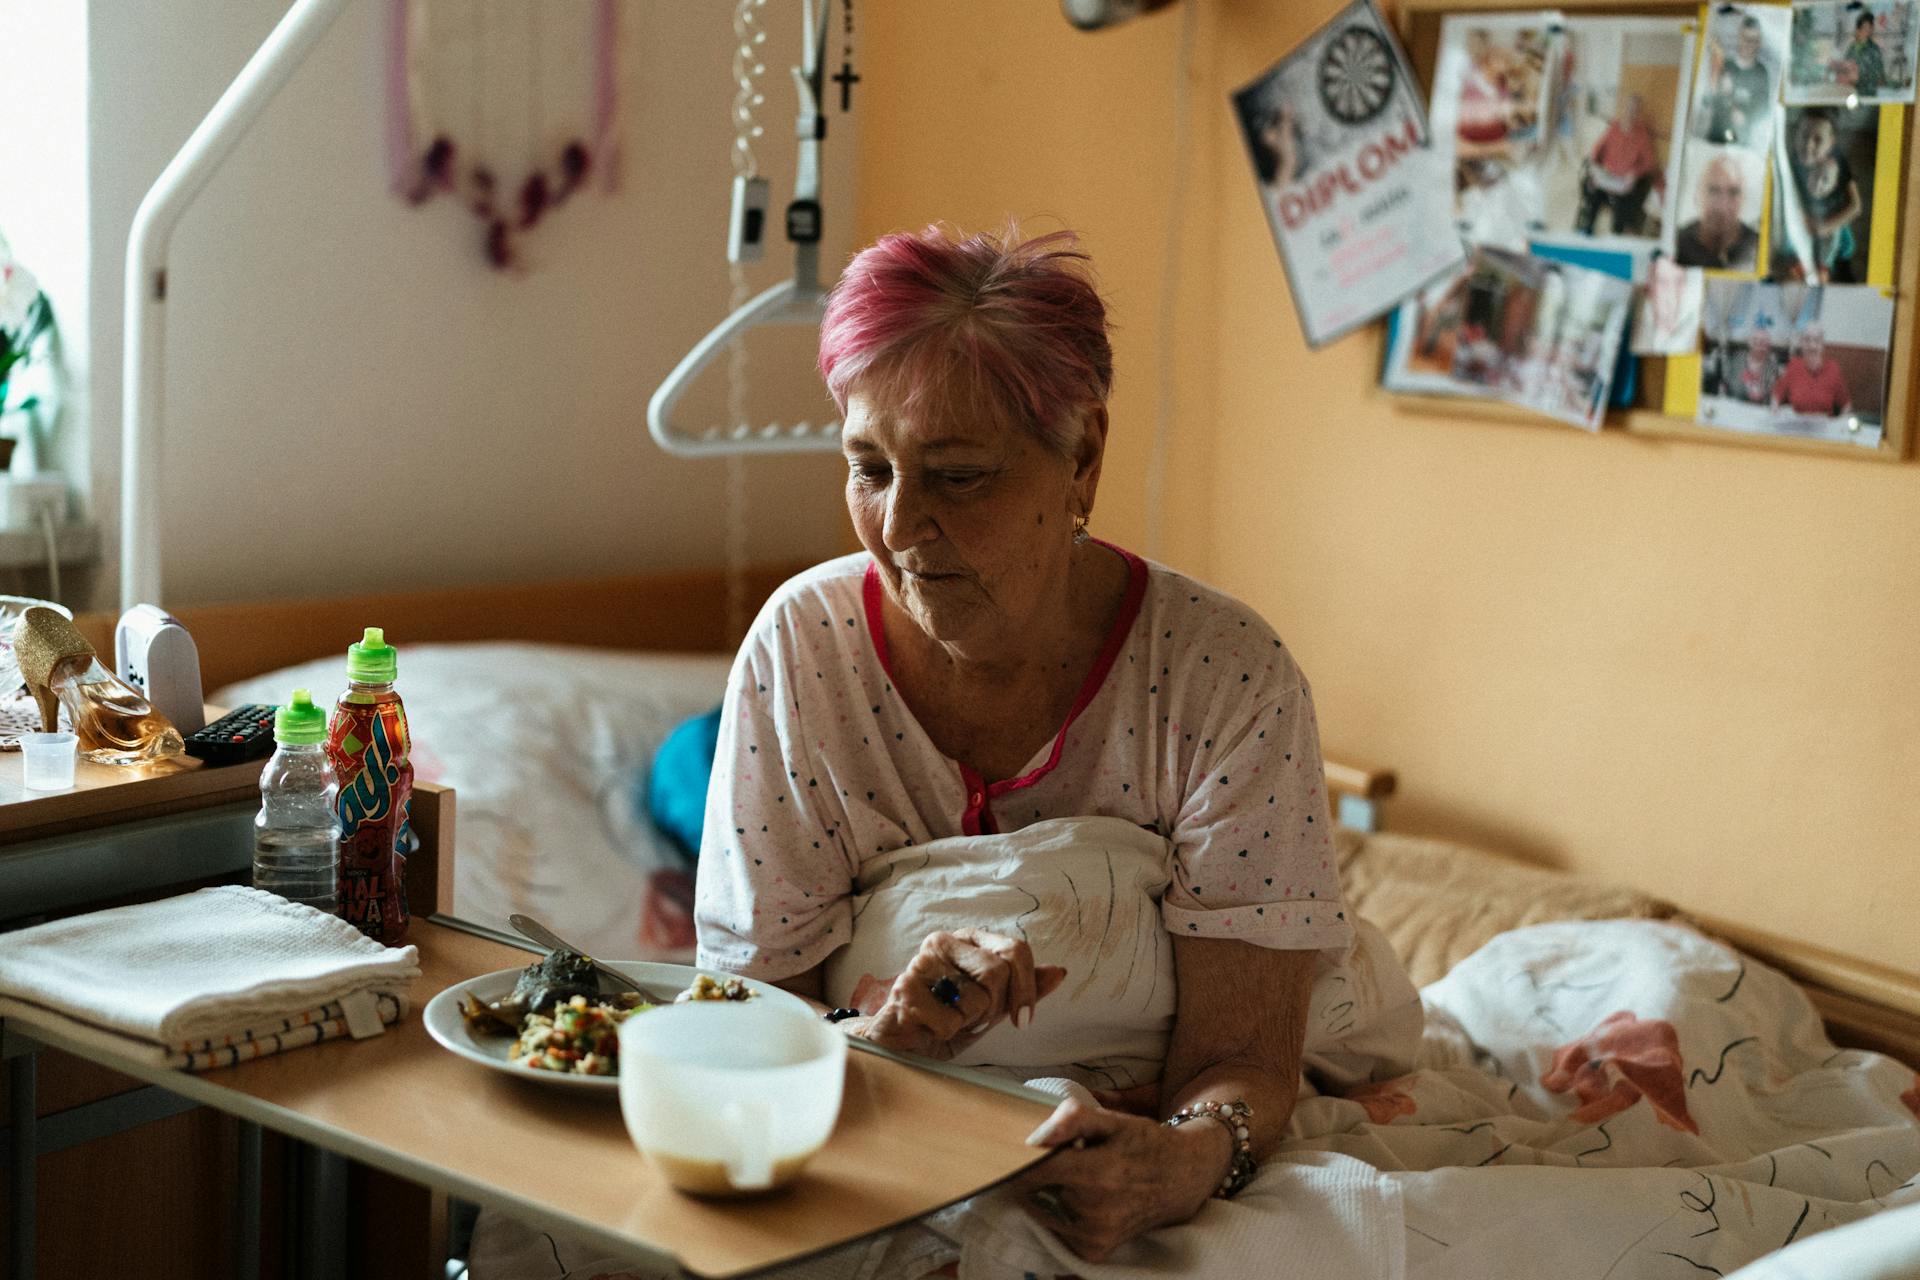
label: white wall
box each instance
[82,0,854,611]
[0,1,89,485]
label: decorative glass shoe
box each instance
[15,606,185,766]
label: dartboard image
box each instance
[1318,25,1397,125]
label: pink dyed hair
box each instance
[819,224,1113,456]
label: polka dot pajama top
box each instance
[693,545,1354,981]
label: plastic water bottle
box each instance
[253,689,342,913]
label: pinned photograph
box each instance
[1538,18,1695,245]
[1769,104,1882,282]
[1673,144,1767,271]
[1445,247,1551,391]
[1381,258,1489,397]
[1787,1,1920,104]
[1428,12,1565,249]
[1688,4,1792,152]
[1697,280,1892,444]
[1529,238,1641,406]
[1232,0,1465,347]
[1498,250,1635,430]
[1632,255,1706,355]
[1388,246,1631,429]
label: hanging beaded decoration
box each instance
[722,0,773,642]
[388,0,620,270]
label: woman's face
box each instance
[841,388,1101,656]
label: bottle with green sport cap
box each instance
[325,627,414,944]
[273,689,328,743]
[345,626,399,684]
[255,689,342,914]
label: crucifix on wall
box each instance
[834,0,860,111]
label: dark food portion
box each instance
[459,948,601,1035]
[512,949,602,1015]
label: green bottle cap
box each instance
[274,689,327,745]
[345,626,398,684]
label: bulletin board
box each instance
[1385,0,1919,463]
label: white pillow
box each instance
[219,643,733,959]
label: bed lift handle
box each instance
[647,0,841,458]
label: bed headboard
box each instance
[73,563,813,691]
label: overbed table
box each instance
[4,918,1057,1278]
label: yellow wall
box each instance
[860,1,1920,975]
[859,0,1222,573]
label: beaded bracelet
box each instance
[1163,1099,1258,1198]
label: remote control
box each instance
[184,703,279,766]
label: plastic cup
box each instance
[20,731,78,791]
[618,1001,846,1196]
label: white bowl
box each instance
[618,1001,846,1195]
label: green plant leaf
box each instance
[23,294,52,343]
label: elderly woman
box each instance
[691,224,1369,1265]
[466,225,1416,1280]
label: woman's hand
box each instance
[1013,1097,1230,1263]
[855,929,1066,1060]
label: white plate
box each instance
[422,960,806,1092]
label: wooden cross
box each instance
[832,60,861,111]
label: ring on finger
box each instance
[1029,1184,1077,1225]
[929,975,964,1008]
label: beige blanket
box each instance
[1334,827,1681,988]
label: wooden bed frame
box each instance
[72,564,1920,1069]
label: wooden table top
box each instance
[7,921,1056,1278]
[0,705,264,844]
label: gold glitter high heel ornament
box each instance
[15,606,185,765]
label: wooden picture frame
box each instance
[1385,0,1917,463]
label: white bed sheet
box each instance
[946,920,1920,1280]
[218,643,732,960]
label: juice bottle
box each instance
[325,628,413,944]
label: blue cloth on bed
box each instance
[645,707,721,861]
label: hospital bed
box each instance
[64,562,1920,1277]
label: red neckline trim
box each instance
[861,540,1149,800]
[863,563,894,680]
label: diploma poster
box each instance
[1231,0,1466,348]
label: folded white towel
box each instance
[0,886,421,1068]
